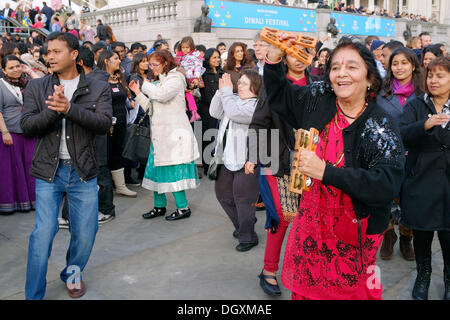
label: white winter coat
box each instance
[135,68,200,166]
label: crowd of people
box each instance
[260,0,440,23]
[0,1,449,302]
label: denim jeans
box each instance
[25,161,98,300]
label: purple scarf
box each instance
[392,78,415,107]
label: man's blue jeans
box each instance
[25,161,98,300]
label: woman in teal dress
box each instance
[129,50,200,221]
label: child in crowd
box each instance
[175,36,205,122]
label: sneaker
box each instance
[58,217,69,229]
[98,213,115,225]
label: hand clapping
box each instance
[47,85,70,114]
[129,80,141,96]
[219,73,233,90]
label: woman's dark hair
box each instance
[97,50,131,99]
[240,68,262,97]
[148,49,178,80]
[0,43,18,61]
[421,44,444,67]
[1,54,21,69]
[317,47,332,60]
[130,52,148,76]
[247,48,258,64]
[203,48,222,71]
[224,42,254,72]
[173,41,180,53]
[384,47,423,97]
[423,56,450,97]
[325,39,383,101]
[178,36,196,52]
[17,42,28,55]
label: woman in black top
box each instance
[264,37,405,299]
[399,56,450,300]
[127,52,151,181]
[199,48,224,174]
[97,50,137,197]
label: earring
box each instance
[367,85,371,90]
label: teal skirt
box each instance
[141,144,199,193]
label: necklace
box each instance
[321,122,345,167]
[336,99,368,120]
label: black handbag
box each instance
[122,106,151,165]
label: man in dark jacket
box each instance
[21,32,112,300]
[40,2,54,31]
[79,46,115,224]
[96,19,108,42]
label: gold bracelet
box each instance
[264,53,283,65]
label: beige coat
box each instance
[135,68,200,166]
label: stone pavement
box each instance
[0,177,446,300]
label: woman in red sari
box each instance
[264,38,406,299]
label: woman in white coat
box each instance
[129,50,200,221]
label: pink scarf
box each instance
[392,78,415,107]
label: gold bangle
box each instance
[264,53,283,65]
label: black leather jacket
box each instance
[21,67,113,182]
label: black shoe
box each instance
[236,241,258,252]
[259,270,281,296]
[233,230,239,239]
[165,208,191,221]
[412,259,432,300]
[142,207,166,219]
[125,176,141,186]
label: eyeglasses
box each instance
[149,62,162,68]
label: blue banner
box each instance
[330,13,396,37]
[205,0,317,33]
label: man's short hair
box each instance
[92,42,106,53]
[111,42,126,50]
[419,32,430,38]
[196,44,206,53]
[384,40,404,51]
[130,42,145,52]
[47,32,80,53]
[216,42,226,49]
[78,46,95,69]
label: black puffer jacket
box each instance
[21,67,113,182]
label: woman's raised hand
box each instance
[128,80,141,96]
[266,33,298,63]
[219,73,233,90]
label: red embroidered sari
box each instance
[281,113,383,300]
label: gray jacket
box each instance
[0,79,24,134]
[210,86,258,171]
[377,90,417,123]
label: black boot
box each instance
[412,257,432,300]
[124,166,140,186]
[444,265,450,300]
